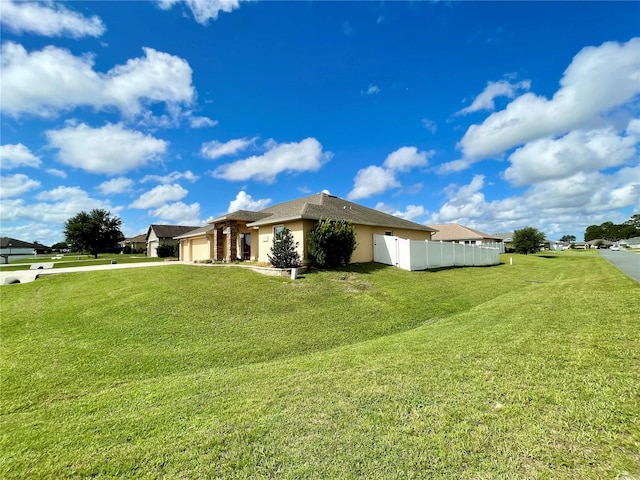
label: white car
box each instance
[610,245,620,251]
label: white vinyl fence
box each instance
[373,235,500,271]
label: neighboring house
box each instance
[585,239,614,249]
[119,234,148,253]
[0,237,51,263]
[146,225,199,257]
[547,241,570,251]
[493,232,514,252]
[176,192,437,264]
[429,224,504,251]
[620,237,640,250]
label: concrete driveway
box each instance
[0,261,188,285]
[599,249,640,282]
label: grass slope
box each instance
[1,254,639,478]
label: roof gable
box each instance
[429,224,502,241]
[247,193,435,231]
[147,224,200,240]
[0,237,51,249]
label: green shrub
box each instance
[268,228,301,268]
[156,243,176,258]
[308,218,357,268]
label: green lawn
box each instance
[1,254,638,478]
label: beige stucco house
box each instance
[119,233,147,253]
[176,192,436,264]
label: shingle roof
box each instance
[147,224,200,240]
[428,224,502,241]
[174,224,217,239]
[207,210,271,224]
[126,234,147,243]
[0,237,51,249]
[493,232,514,241]
[246,193,435,231]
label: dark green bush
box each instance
[156,243,176,258]
[308,218,356,268]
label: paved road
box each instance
[0,261,188,285]
[599,249,640,282]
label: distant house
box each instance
[585,239,614,249]
[0,237,51,264]
[428,224,504,253]
[620,237,640,250]
[146,225,199,257]
[119,233,148,254]
[176,192,436,264]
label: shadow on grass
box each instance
[305,262,504,275]
[304,263,391,275]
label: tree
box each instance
[268,227,301,268]
[512,227,545,255]
[308,218,357,268]
[51,241,69,252]
[624,213,640,229]
[560,235,576,243]
[585,220,640,242]
[64,209,124,258]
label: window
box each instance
[385,231,393,236]
[274,226,284,236]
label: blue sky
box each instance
[1,0,639,246]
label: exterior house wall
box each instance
[147,230,159,257]
[255,219,309,263]
[254,221,432,265]
[178,224,258,263]
[351,225,433,263]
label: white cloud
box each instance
[504,122,639,186]
[0,143,41,169]
[362,84,380,95]
[212,137,331,182]
[456,38,640,162]
[383,146,433,172]
[228,191,272,212]
[141,170,199,184]
[103,47,194,117]
[201,137,257,160]
[0,173,41,198]
[435,175,487,222]
[421,118,437,133]
[46,123,167,175]
[347,146,432,200]
[458,79,531,115]
[157,0,241,25]
[1,43,194,119]
[130,184,188,209]
[0,0,106,38]
[150,202,201,225]
[375,202,427,221]
[347,166,399,200]
[189,116,218,128]
[46,168,67,178]
[97,177,135,195]
[1,186,116,224]
[429,167,640,240]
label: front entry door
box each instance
[242,233,251,260]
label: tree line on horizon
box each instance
[583,214,640,243]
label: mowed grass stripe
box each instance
[1,254,638,478]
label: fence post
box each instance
[425,240,429,269]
